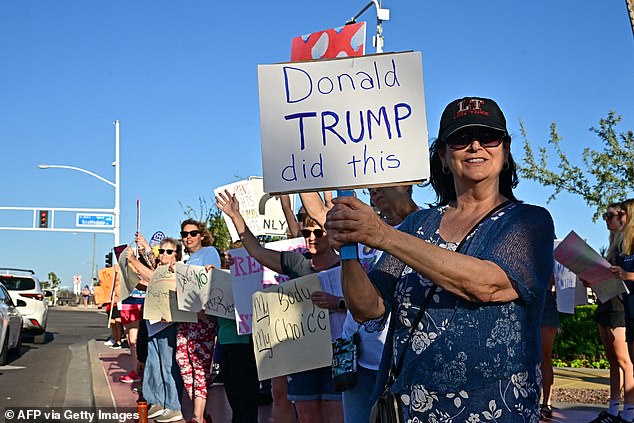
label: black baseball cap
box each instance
[438,97,508,141]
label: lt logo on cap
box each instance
[455,98,489,119]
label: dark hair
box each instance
[429,137,519,206]
[160,237,183,261]
[180,218,214,247]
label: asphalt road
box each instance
[0,307,110,409]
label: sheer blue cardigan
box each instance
[366,202,555,398]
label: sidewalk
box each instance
[88,332,607,422]
[89,338,273,422]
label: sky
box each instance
[0,1,632,290]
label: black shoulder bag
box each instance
[370,200,512,423]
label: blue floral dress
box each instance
[367,203,554,422]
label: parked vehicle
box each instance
[0,268,48,334]
[0,282,23,365]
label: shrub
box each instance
[552,304,608,368]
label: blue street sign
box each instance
[76,213,114,228]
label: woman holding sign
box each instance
[326,97,554,422]
[589,202,634,423]
[128,237,186,423]
[177,219,221,423]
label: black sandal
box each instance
[540,404,553,419]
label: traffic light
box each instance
[105,252,113,268]
[38,210,49,228]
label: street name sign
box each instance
[76,213,114,228]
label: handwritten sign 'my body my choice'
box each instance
[258,51,429,194]
[252,273,332,381]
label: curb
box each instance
[88,339,115,409]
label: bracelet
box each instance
[337,297,346,310]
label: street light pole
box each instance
[37,120,121,247]
[346,0,390,53]
[114,119,120,247]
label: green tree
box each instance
[180,196,232,251]
[519,111,634,221]
[41,271,61,290]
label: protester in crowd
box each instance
[126,235,185,423]
[300,187,417,423]
[104,302,124,349]
[177,219,221,423]
[82,285,91,308]
[590,202,632,423]
[217,190,343,423]
[119,248,146,385]
[539,275,559,420]
[326,97,554,421]
[215,243,260,423]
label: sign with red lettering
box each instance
[262,237,308,287]
[229,247,265,334]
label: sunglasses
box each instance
[180,230,200,238]
[301,228,325,238]
[603,212,624,220]
[158,249,176,255]
[445,130,506,150]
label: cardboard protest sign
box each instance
[174,263,235,320]
[291,22,366,62]
[214,177,295,241]
[229,248,264,334]
[143,265,197,323]
[117,246,140,301]
[251,273,332,380]
[553,240,587,313]
[554,231,626,303]
[258,51,429,194]
[95,267,118,304]
[262,237,308,288]
[316,266,346,341]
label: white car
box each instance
[0,282,23,365]
[0,268,48,334]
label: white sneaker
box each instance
[155,409,183,423]
[147,404,164,419]
[103,338,115,346]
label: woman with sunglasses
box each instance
[599,199,634,423]
[128,236,186,423]
[588,202,633,423]
[176,219,221,423]
[326,97,554,422]
[216,190,344,423]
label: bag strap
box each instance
[384,199,513,392]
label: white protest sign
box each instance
[251,273,332,381]
[262,237,308,288]
[553,240,587,313]
[251,176,296,237]
[144,265,197,323]
[258,51,429,194]
[215,179,261,241]
[174,264,235,320]
[214,177,296,242]
[229,247,264,334]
